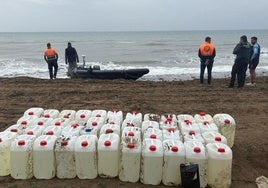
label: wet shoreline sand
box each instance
[0,76,267,188]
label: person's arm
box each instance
[251,45,258,60]
[65,49,68,64]
[44,55,47,62]
[75,49,79,62]
[233,44,241,55]
[198,48,202,59]
[212,48,216,59]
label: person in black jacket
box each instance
[65,42,79,77]
[228,35,252,88]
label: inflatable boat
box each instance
[70,66,149,80]
[69,55,149,80]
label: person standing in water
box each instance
[198,37,216,85]
[246,36,260,86]
[65,42,79,77]
[44,43,58,79]
[228,35,252,88]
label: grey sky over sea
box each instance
[1,0,268,32]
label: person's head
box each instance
[205,37,211,43]
[251,36,257,45]
[240,35,248,43]
[68,42,72,47]
[47,43,51,49]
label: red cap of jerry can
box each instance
[194,147,201,153]
[128,131,135,136]
[18,140,25,146]
[218,148,225,153]
[81,141,88,147]
[224,119,230,124]
[200,112,206,116]
[171,146,179,152]
[38,121,44,126]
[104,140,111,146]
[27,131,34,135]
[215,136,222,142]
[80,114,86,118]
[40,140,47,146]
[149,145,156,151]
[127,143,135,149]
[92,121,98,126]
[150,134,157,139]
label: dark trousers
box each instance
[229,58,248,87]
[200,61,213,84]
[47,61,58,79]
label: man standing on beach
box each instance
[198,37,216,85]
[228,35,252,88]
[44,43,58,79]
[65,42,79,77]
[246,36,260,86]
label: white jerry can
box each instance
[125,111,143,125]
[140,138,163,185]
[91,109,107,120]
[194,112,214,124]
[119,132,142,183]
[179,120,201,136]
[206,143,232,188]
[0,131,18,176]
[177,114,195,126]
[121,118,142,131]
[86,116,106,136]
[162,139,186,186]
[24,124,46,137]
[199,121,219,133]
[79,127,98,137]
[184,141,208,188]
[58,110,76,120]
[61,122,84,137]
[10,135,36,179]
[75,135,98,179]
[98,133,120,178]
[213,114,236,148]
[75,110,92,124]
[141,120,160,134]
[162,129,182,141]
[183,133,205,144]
[29,117,54,128]
[42,125,62,137]
[5,124,23,135]
[55,136,77,179]
[100,123,121,136]
[50,118,71,127]
[160,114,178,125]
[121,127,141,144]
[107,109,123,125]
[143,127,163,141]
[202,131,228,145]
[42,109,60,119]
[143,113,161,122]
[33,135,57,179]
[17,115,38,130]
[23,107,44,118]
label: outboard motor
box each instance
[92,65,100,70]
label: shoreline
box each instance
[0,76,267,188]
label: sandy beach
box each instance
[0,76,267,188]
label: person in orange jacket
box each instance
[44,43,58,79]
[198,37,216,85]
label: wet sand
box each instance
[0,76,267,188]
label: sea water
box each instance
[0,30,267,81]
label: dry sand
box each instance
[0,76,267,188]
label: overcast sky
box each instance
[0,0,268,32]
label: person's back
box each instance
[233,41,252,61]
[65,46,78,63]
[65,42,79,77]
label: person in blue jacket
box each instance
[246,36,260,86]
